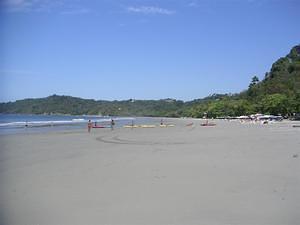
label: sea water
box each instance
[0,114,161,135]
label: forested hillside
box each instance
[0,95,184,117]
[185,45,300,118]
[1,45,299,117]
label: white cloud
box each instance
[127,6,175,15]
[188,1,199,7]
[1,0,90,14]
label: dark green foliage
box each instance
[184,44,300,117]
[259,94,289,115]
[249,76,259,88]
[188,45,300,117]
[1,45,299,117]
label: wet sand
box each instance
[0,119,299,225]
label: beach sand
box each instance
[0,119,299,225]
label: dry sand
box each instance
[0,119,299,225]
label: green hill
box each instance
[0,95,184,117]
[1,45,299,117]
[186,44,300,118]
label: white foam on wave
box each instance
[0,120,86,128]
[0,117,136,128]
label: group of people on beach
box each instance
[87,119,115,132]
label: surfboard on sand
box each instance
[92,125,110,128]
[123,125,156,128]
[200,123,216,126]
[159,124,175,127]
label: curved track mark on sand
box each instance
[96,135,186,146]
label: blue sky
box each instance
[0,0,299,102]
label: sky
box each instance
[0,0,299,102]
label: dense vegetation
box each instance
[188,44,300,118]
[0,95,184,117]
[1,45,299,118]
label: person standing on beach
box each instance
[87,120,92,132]
[111,119,115,130]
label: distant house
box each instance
[162,98,176,103]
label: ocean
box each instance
[0,114,160,135]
